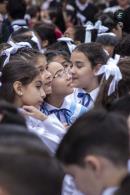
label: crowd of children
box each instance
[0,0,130,195]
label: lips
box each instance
[72,76,78,80]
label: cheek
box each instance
[78,69,92,81]
[51,80,63,92]
[41,73,46,82]
[52,80,67,93]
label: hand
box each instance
[22,105,47,121]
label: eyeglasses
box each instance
[53,68,71,79]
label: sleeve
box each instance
[27,114,66,155]
[62,175,85,195]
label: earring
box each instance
[18,92,23,96]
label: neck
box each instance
[46,94,65,108]
[84,78,99,93]
[14,96,23,108]
[103,166,127,189]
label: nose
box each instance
[71,65,76,74]
[66,71,72,80]
[40,87,46,99]
[45,69,52,79]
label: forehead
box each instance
[48,62,63,75]
[65,27,75,34]
[52,55,66,64]
[36,55,47,67]
[71,51,89,62]
[31,74,42,83]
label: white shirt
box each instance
[102,187,118,195]
[62,175,84,195]
[25,114,66,154]
[75,0,88,11]
[11,19,28,31]
[104,6,121,13]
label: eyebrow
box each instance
[54,68,64,76]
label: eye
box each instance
[53,70,64,78]
[36,83,42,89]
[75,62,84,69]
[46,65,49,70]
[39,67,45,73]
[63,64,69,69]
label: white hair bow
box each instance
[57,37,76,53]
[31,31,42,52]
[95,20,109,34]
[1,41,32,67]
[84,20,109,43]
[95,54,122,96]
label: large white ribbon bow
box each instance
[1,41,32,67]
[95,54,122,96]
[84,20,109,43]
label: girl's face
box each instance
[36,56,52,95]
[20,74,46,109]
[47,62,73,97]
[70,51,98,91]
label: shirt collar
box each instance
[76,0,88,11]
[90,87,99,102]
[76,87,99,102]
[102,187,118,195]
[11,19,27,26]
[44,99,71,111]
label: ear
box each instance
[84,155,101,173]
[13,81,23,96]
[42,40,48,48]
[93,64,102,74]
[0,186,8,195]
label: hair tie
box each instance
[31,31,42,52]
[57,37,76,53]
[84,20,109,43]
[95,54,122,96]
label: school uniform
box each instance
[41,97,87,126]
[102,187,118,195]
[11,19,28,32]
[66,0,97,25]
[24,113,66,154]
[19,108,83,194]
[66,87,99,111]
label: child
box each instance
[0,45,52,95]
[34,22,57,51]
[68,42,108,110]
[56,108,129,195]
[0,124,64,195]
[0,60,66,154]
[45,50,72,70]
[9,28,42,51]
[41,61,87,126]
